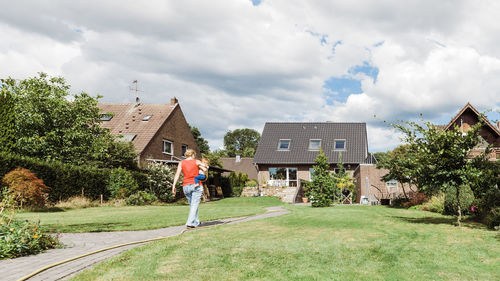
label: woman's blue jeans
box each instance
[183,184,203,227]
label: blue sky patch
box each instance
[349,62,379,82]
[251,0,262,6]
[323,77,363,104]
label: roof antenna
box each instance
[129,80,144,106]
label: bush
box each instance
[146,163,175,202]
[390,196,409,208]
[125,191,157,206]
[107,168,139,199]
[232,186,244,197]
[414,193,445,214]
[2,168,50,209]
[229,172,248,189]
[0,212,58,259]
[444,185,474,216]
[0,152,109,201]
[402,192,428,208]
[484,207,500,230]
[245,180,258,187]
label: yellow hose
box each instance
[17,210,283,281]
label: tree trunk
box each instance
[456,186,462,227]
[402,182,409,200]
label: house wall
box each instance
[139,106,200,166]
[450,109,500,147]
[257,163,355,187]
[353,164,415,203]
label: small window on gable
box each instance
[99,114,113,121]
[142,115,152,121]
[278,139,290,150]
[334,140,346,150]
[309,139,321,151]
[181,144,188,156]
[386,179,398,191]
[163,139,173,155]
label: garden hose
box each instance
[17,209,284,281]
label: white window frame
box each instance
[277,139,291,150]
[268,167,298,187]
[334,139,346,151]
[163,139,173,155]
[386,179,398,191]
[309,139,321,151]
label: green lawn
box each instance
[16,197,282,233]
[71,203,499,281]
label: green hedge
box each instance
[0,152,147,201]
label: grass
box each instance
[71,204,500,281]
[15,197,282,233]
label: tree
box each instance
[376,145,420,200]
[389,119,489,226]
[334,153,355,203]
[373,151,389,163]
[223,128,260,157]
[189,125,210,154]
[4,73,137,169]
[0,81,16,153]
[305,149,336,207]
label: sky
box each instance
[1,0,500,152]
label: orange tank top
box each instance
[181,159,199,186]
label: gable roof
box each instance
[97,103,177,154]
[445,103,500,137]
[254,122,369,165]
[220,157,258,180]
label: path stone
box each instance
[0,206,289,281]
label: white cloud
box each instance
[1,0,500,152]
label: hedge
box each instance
[0,152,148,201]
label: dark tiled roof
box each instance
[254,122,368,165]
[220,157,258,180]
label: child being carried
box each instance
[195,158,210,187]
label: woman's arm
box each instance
[172,162,182,196]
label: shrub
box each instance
[402,192,428,208]
[485,207,500,230]
[245,180,258,187]
[229,172,248,189]
[414,193,445,214]
[107,168,139,199]
[2,168,50,209]
[390,196,409,208]
[444,185,474,216]
[0,212,58,259]
[126,191,157,206]
[232,186,244,197]
[146,163,175,202]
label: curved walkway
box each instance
[0,206,289,281]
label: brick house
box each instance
[443,103,500,161]
[98,98,199,167]
[253,122,388,203]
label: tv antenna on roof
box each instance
[129,80,144,104]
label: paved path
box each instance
[0,206,289,281]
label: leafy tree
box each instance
[223,128,260,157]
[189,125,210,154]
[389,119,489,226]
[0,81,16,153]
[377,145,421,200]
[334,153,355,203]
[4,73,137,169]
[373,151,388,163]
[202,151,223,168]
[306,149,336,207]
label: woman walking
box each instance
[172,149,203,228]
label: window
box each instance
[99,114,113,121]
[119,133,136,142]
[142,115,152,121]
[181,144,188,156]
[163,139,173,155]
[309,168,315,180]
[309,139,321,150]
[386,179,398,191]
[269,167,298,187]
[278,139,291,150]
[334,140,346,150]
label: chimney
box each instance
[235,155,241,163]
[170,97,178,106]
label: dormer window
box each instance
[309,139,321,151]
[334,140,346,150]
[142,115,152,121]
[278,139,290,150]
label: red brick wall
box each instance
[139,105,200,166]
